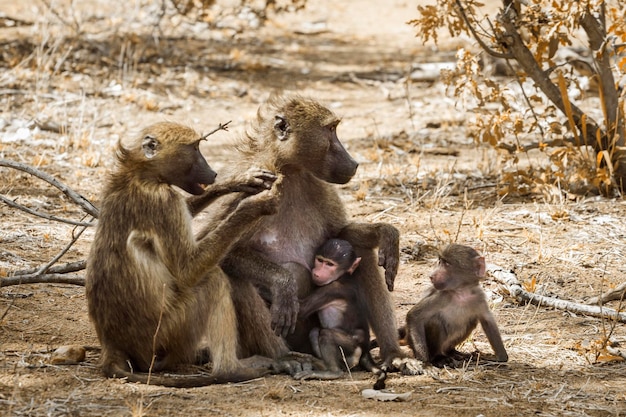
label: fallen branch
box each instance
[586,282,626,305]
[487,263,626,323]
[1,273,84,287]
[10,260,86,276]
[0,159,99,218]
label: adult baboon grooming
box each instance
[85,122,278,387]
[215,95,419,373]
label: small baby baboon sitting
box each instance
[405,244,508,367]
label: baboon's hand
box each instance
[231,168,277,194]
[270,280,299,338]
[377,223,400,291]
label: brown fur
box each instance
[85,122,278,387]
[213,95,409,369]
[405,244,508,366]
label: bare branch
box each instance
[0,194,95,227]
[0,159,99,218]
[580,8,624,148]
[37,224,91,275]
[454,0,513,59]
[487,264,626,323]
[496,136,580,153]
[1,274,84,287]
[10,260,86,276]
[495,7,603,150]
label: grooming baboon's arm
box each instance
[337,222,400,291]
[187,169,277,215]
[181,190,278,288]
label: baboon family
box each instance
[85,95,507,387]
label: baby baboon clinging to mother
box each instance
[405,244,509,367]
[294,238,377,380]
[85,122,278,387]
[210,95,421,374]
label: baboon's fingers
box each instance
[385,267,396,292]
[270,298,298,338]
[377,247,399,291]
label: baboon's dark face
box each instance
[136,122,218,195]
[429,244,483,291]
[315,119,359,184]
[273,99,358,184]
[165,141,217,195]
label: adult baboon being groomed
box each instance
[210,95,421,374]
[85,122,278,387]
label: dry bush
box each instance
[410,0,626,197]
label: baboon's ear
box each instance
[274,115,290,141]
[142,134,159,159]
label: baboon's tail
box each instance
[112,367,269,388]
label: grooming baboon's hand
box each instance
[270,280,299,338]
[377,224,400,291]
[231,168,277,194]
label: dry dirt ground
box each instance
[1,0,625,416]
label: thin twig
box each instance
[201,121,232,140]
[0,159,99,218]
[454,0,512,59]
[36,222,92,275]
[0,194,95,227]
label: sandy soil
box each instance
[0,0,625,416]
